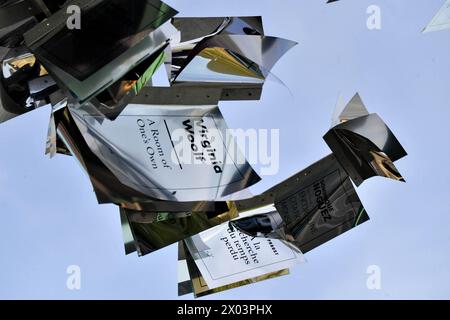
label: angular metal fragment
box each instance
[324,113,407,186]
[423,0,450,33]
[331,93,369,127]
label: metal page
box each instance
[273,155,369,253]
[331,93,369,127]
[234,155,369,254]
[69,90,260,202]
[324,113,407,186]
[24,0,177,103]
[174,35,296,83]
[423,0,450,33]
[183,209,304,289]
[26,0,177,80]
[122,202,239,256]
[1,50,47,79]
[178,241,289,298]
[169,16,264,82]
[53,105,231,214]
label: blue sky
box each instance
[0,0,449,299]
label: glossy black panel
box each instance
[36,0,176,80]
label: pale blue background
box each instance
[0,0,449,299]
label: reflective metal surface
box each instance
[183,209,304,289]
[89,45,167,120]
[235,155,370,253]
[229,210,284,238]
[169,16,266,82]
[120,208,137,255]
[53,105,231,213]
[68,88,260,201]
[178,240,289,298]
[174,35,297,83]
[39,0,175,80]
[24,0,178,103]
[331,92,369,127]
[0,0,42,29]
[324,113,407,186]
[122,202,239,256]
[0,17,36,48]
[0,47,36,122]
[0,2,412,298]
[172,16,263,43]
[273,155,369,253]
[423,0,450,33]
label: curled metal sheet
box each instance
[0,46,19,123]
[324,113,407,186]
[1,48,45,79]
[169,16,265,82]
[423,0,450,33]
[173,35,297,84]
[176,47,266,84]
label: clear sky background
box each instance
[0,0,449,299]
